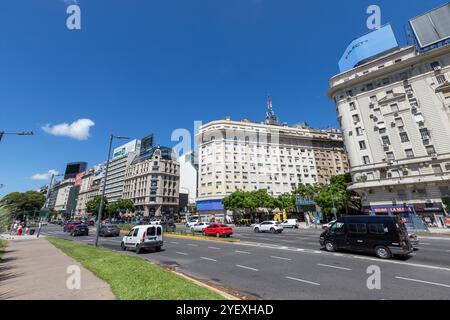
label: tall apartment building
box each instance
[103,139,141,202]
[195,98,348,215]
[123,146,180,217]
[54,178,75,214]
[75,167,102,216]
[327,4,450,228]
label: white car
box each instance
[281,219,299,229]
[121,225,163,254]
[186,220,199,228]
[253,221,284,234]
[190,222,209,232]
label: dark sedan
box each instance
[98,224,121,237]
[70,224,89,236]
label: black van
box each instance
[319,216,413,259]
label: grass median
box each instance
[47,236,224,300]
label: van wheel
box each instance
[121,242,126,251]
[254,227,260,233]
[375,246,391,259]
[136,245,142,254]
[155,246,161,252]
[325,241,337,252]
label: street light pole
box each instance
[95,134,130,247]
[0,131,34,142]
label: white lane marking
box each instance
[208,246,221,250]
[236,265,259,272]
[200,257,217,262]
[420,243,431,246]
[239,241,450,272]
[278,240,295,243]
[270,256,292,261]
[235,250,251,254]
[395,276,450,288]
[187,244,198,247]
[418,236,450,241]
[170,242,179,244]
[286,276,320,286]
[333,253,344,257]
[317,263,352,271]
[175,252,188,256]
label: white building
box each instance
[195,98,348,215]
[328,39,450,226]
[54,178,75,213]
[178,151,198,204]
[103,139,141,202]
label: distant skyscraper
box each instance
[64,162,87,179]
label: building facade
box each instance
[103,139,141,202]
[195,98,348,215]
[54,178,76,214]
[328,44,450,227]
[123,146,180,217]
[178,151,198,206]
[75,168,102,216]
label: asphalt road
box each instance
[42,224,450,300]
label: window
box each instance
[356,127,363,136]
[437,74,446,84]
[390,104,399,112]
[132,228,139,237]
[349,102,356,111]
[147,226,156,236]
[440,186,450,197]
[370,95,377,103]
[399,132,409,142]
[426,145,436,156]
[397,189,407,199]
[405,149,414,158]
[352,114,360,123]
[419,128,430,140]
[432,164,443,174]
[348,223,367,234]
[346,90,354,97]
[369,224,387,234]
[395,118,404,127]
[359,141,367,150]
[366,83,374,91]
[414,113,425,123]
[430,61,440,70]
[362,156,370,165]
[382,78,390,85]
[381,136,391,146]
[417,189,427,197]
[386,152,395,161]
[330,222,345,234]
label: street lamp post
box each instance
[37,173,63,238]
[0,131,34,142]
[94,134,130,247]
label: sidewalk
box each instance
[0,237,115,300]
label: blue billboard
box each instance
[338,24,399,73]
[196,199,224,212]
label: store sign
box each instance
[414,204,442,212]
[75,172,84,186]
[363,206,413,214]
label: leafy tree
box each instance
[106,199,134,218]
[86,195,108,218]
[274,193,296,212]
[0,205,13,232]
[1,191,45,220]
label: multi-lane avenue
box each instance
[42,224,450,300]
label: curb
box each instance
[165,233,240,243]
[171,271,240,300]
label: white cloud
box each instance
[42,118,95,140]
[32,170,60,181]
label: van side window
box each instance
[147,226,156,236]
[132,228,139,237]
[368,224,386,234]
[157,227,162,235]
[348,223,367,234]
[330,222,345,234]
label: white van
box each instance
[121,225,163,254]
[281,219,299,229]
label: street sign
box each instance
[38,209,49,217]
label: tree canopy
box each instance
[85,195,108,217]
[106,199,134,217]
[0,191,45,220]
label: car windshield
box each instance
[274,222,281,225]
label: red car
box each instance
[202,223,233,238]
[63,221,81,232]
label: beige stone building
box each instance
[123,146,180,217]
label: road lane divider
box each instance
[286,276,320,286]
[235,250,251,254]
[208,246,221,250]
[165,233,240,243]
[395,276,450,288]
[176,252,189,256]
[317,263,352,271]
[236,265,259,272]
[270,256,292,261]
[200,257,217,262]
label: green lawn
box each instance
[0,240,7,260]
[47,237,224,300]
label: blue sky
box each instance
[0,0,446,197]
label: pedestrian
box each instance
[17,224,23,236]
